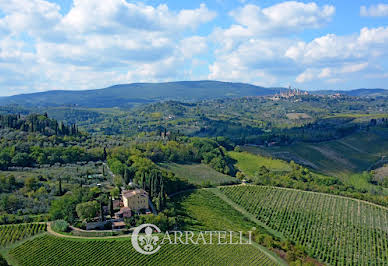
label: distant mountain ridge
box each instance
[0,81,281,108]
[0,81,386,108]
[313,88,388,97]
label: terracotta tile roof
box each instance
[122,189,148,198]
[113,221,126,227]
[116,207,131,214]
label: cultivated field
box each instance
[243,128,388,177]
[8,234,276,266]
[220,185,388,266]
[0,223,47,247]
[160,163,237,186]
[171,189,260,232]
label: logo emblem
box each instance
[132,224,161,255]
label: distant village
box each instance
[270,86,309,101]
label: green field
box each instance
[7,233,276,266]
[0,223,47,247]
[171,189,260,232]
[160,163,237,186]
[242,128,388,177]
[5,190,283,266]
[228,151,291,177]
[220,185,388,266]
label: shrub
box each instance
[51,220,69,233]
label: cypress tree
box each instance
[58,178,62,196]
[103,147,107,160]
[100,199,104,221]
[141,173,146,190]
[109,196,114,218]
[160,183,165,208]
[124,168,129,185]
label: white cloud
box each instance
[0,0,61,35]
[209,1,335,86]
[0,0,216,94]
[229,2,334,36]
[180,36,208,58]
[361,4,388,17]
[296,63,369,83]
[358,26,388,44]
[61,1,215,34]
[286,27,388,64]
[341,62,368,73]
[296,69,316,83]
[0,0,387,93]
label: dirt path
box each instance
[46,223,132,240]
[207,188,287,266]
[207,188,284,240]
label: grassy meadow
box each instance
[159,163,237,186]
[228,151,292,177]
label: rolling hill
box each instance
[242,128,388,177]
[1,81,386,108]
[0,81,279,108]
[314,88,388,97]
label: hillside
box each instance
[220,185,388,265]
[2,80,386,108]
[0,81,278,108]
[242,128,388,177]
[314,88,388,97]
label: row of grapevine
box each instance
[220,185,388,266]
[9,234,276,266]
[0,223,47,247]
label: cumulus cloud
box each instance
[287,27,388,84]
[61,1,215,34]
[229,2,334,36]
[361,4,388,17]
[209,2,388,88]
[0,0,387,93]
[286,27,388,64]
[180,36,208,58]
[209,1,334,85]
[296,63,369,83]
[0,0,215,94]
[0,0,61,35]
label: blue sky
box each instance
[0,0,388,96]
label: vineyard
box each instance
[0,223,47,247]
[220,185,388,265]
[9,234,276,266]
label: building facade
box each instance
[122,189,149,211]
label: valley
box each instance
[0,83,387,266]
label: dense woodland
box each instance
[0,114,79,136]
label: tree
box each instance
[141,173,146,190]
[103,148,107,160]
[58,178,63,196]
[124,168,130,185]
[25,177,38,191]
[50,195,77,224]
[110,187,120,199]
[109,196,114,218]
[99,198,104,221]
[11,153,33,167]
[76,201,99,221]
